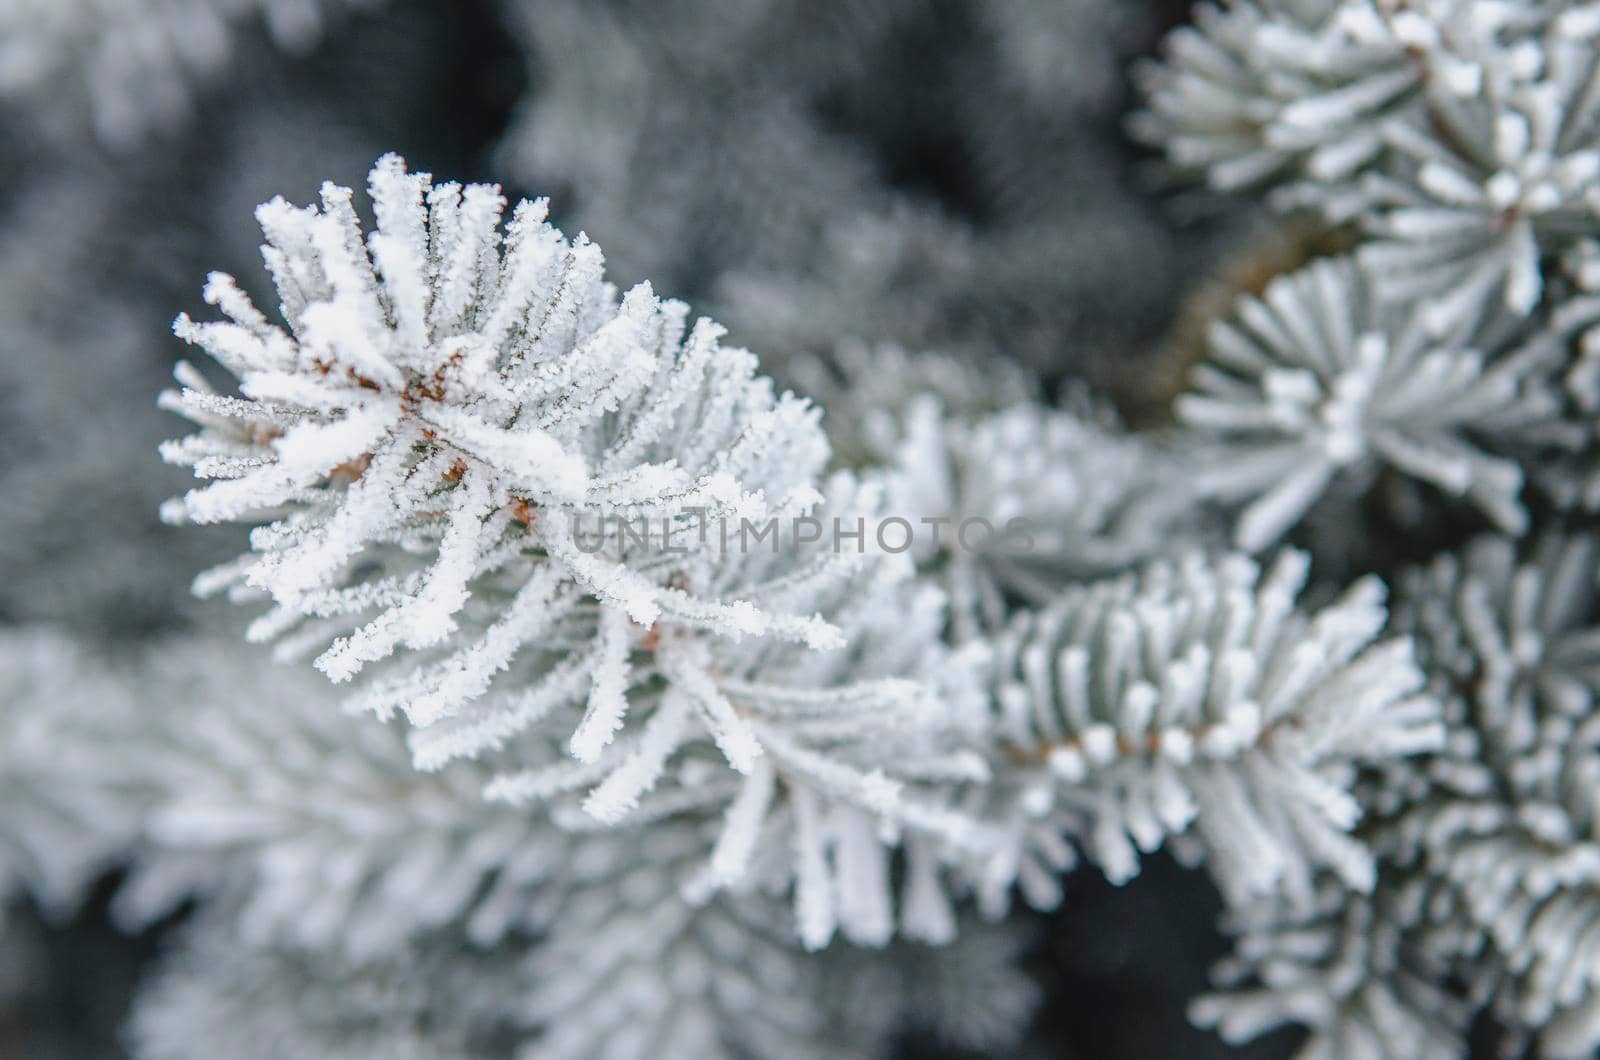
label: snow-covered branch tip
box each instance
[1198,530,1600,1059]
[1176,255,1580,551]
[1135,0,1600,332]
[161,153,836,766]
[983,548,1443,912]
[1386,530,1600,1057]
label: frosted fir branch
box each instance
[0,622,992,1048]
[405,472,869,778]
[1132,0,1423,197]
[1136,0,1600,329]
[981,549,1442,913]
[1176,255,1580,551]
[785,345,1196,637]
[1135,0,1572,200]
[0,0,385,146]
[1200,531,1600,1058]
[1382,530,1600,1057]
[1348,11,1600,332]
[135,824,964,1060]
[163,154,838,772]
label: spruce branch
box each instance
[980,549,1442,913]
[1176,254,1578,550]
[1199,531,1600,1058]
[161,154,837,781]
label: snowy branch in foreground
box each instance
[162,154,837,777]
